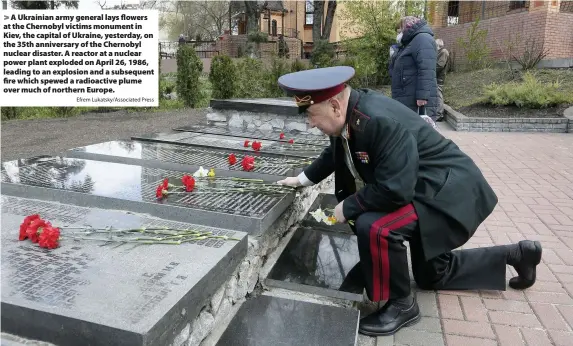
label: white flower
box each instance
[193,166,209,177]
[310,208,327,223]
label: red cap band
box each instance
[294,83,346,107]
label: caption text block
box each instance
[1,10,159,107]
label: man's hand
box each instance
[276,177,301,187]
[334,201,346,224]
[416,99,427,107]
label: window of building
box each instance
[2,0,7,10]
[272,20,277,36]
[305,0,313,25]
[509,1,527,10]
[447,1,459,26]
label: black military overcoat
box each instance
[303,88,498,261]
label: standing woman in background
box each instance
[389,16,439,121]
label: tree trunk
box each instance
[244,0,259,34]
[312,0,323,43]
[321,0,336,40]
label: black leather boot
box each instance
[508,240,542,290]
[358,295,420,336]
[339,263,365,294]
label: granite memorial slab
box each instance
[302,193,354,234]
[266,226,362,302]
[173,124,330,147]
[215,294,358,346]
[66,140,303,180]
[132,132,323,159]
[1,195,247,346]
[210,98,298,116]
[0,156,294,235]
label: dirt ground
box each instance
[1,108,208,162]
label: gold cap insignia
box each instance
[294,95,314,107]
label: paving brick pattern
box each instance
[369,126,573,346]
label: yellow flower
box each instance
[208,168,216,177]
[325,216,337,225]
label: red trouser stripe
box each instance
[369,204,419,301]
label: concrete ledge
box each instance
[210,98,299,117]
[1,176,335,346]
[444,104,571,133]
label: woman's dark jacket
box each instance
[389,20,439,119]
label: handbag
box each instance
[418,106,437,129]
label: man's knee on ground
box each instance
[412,267,446,291]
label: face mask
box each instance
[396,32,403,43]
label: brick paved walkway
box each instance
[361,126,573,346]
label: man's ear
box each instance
[330,98,342,114]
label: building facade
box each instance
[221,0,355,59]
[429,0,573,68]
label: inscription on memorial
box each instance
[1,195,248,346]
[69,140,296,176]
[174,125,330,147]
[1,159,291,220]
[1,196,239,249]
[132,133,322,159]
[128,262,188,324]
[3,245,92,309]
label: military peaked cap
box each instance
[278,66,355,113]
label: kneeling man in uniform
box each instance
[276,66,543,336]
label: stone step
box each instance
[210,98,298,116]
[173,124,329,147]
[132,131,322,159]
[0,156,294,235]
[0,196,247,346]
[65,140,302,180]
[265,224,362,302]
[213,294,359,346]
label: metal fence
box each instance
[435,0,530,27]
[562,0,573,13]
[159,41,219,59]
[260,27,299,38]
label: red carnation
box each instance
[19,214,40,241]
[280,133,285,139]
[38,226,60,249]
[26,218,51,243]
[241,156,255,171]
[228,153,237,165]
[288,139,294,144]
[156,184,167,199]
[252,141,262,151]
[182,174,195,192]
[244,140,250,147]
[162,178,169,190]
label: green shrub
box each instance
[482,72,572,108]
[1,107,21,120]
[291,59,308,72]
[456,19,492,71]
[158,49,163,100]
[209,55,238,99]
[196,75,212,108]
[264,57,292,98]
[336,56,377,88]
[311,39,336,68]
[176,44,203,107]
[235,57,268,98]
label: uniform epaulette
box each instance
[350,108,371,133]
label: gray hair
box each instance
[435,38,444,49]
